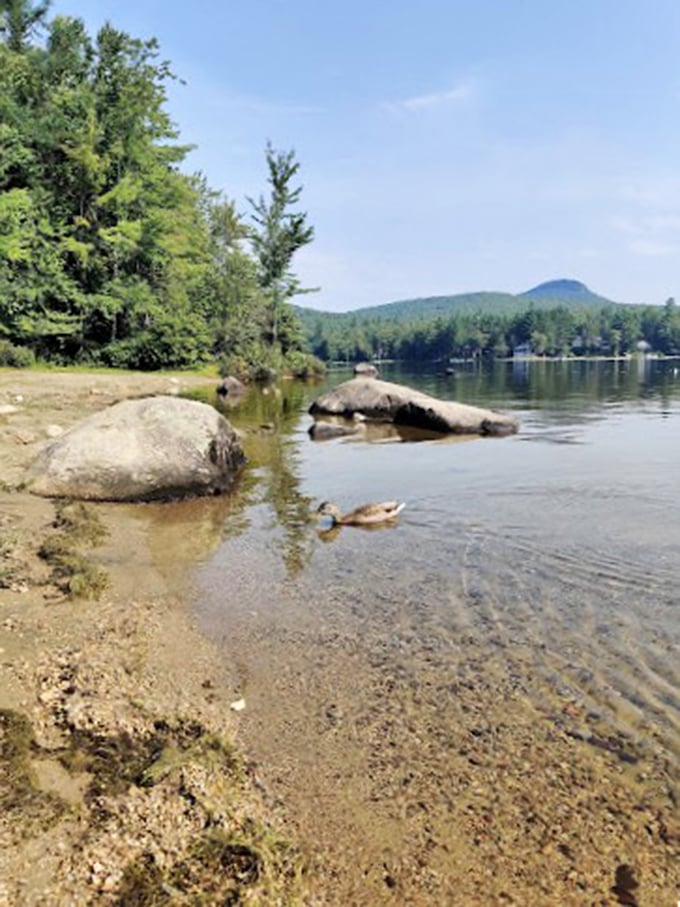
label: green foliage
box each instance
[300,294,680,364]
[0,10,319,374]
[0,0,50,53]
[219,342,280,383]
[284,349,326,379]
[0,338,34,366]
[246,143,315,358]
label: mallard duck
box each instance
[316,500,405,526]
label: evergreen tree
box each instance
[0,0,50,52]
[247,143,314,353]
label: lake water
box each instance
[188,359,680,901]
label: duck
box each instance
[316,500,406,526]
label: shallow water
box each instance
[188,360,680,900]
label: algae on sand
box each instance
[0,709,69,838]
[38,500,110,599]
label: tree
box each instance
[207,193,269,375]
[0,0,50,52]
[0,10,325,374]
[247,143,314,352]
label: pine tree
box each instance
[247,143,314,352]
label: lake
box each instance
[188,359,680,903]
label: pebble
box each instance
[102,875,117,892]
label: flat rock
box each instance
[308,421,361,441]
[309,377,519,436]
[27,395,245,501]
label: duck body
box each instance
[317,500,405,526]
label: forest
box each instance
[299,297,680,364]
[0,0,322,378]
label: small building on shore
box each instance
[512,341,534,358]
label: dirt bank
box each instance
[0,368,305,905]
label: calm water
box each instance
[188,359,680,894]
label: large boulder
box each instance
[27,395,245,501]
[309,377,519,436]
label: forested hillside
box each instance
[298,290,680,363]
[299,280,615,332]
[0,0,321,377]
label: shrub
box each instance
[0,341,35,368]
[284,350,326,379]
[218,342,282,382]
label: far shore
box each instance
[326,352,680,367]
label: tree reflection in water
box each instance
[214,380,317,576]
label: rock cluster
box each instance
[310,377,519,436]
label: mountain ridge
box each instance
[296,279,621,324]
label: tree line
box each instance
[301,298,680,363]
[0,0,322,378]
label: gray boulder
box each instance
[308,421,361,441]
[27,395,245,501]
[309,377,519,436]
[216,375,246,397]
[353,362,379,378]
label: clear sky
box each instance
[50,0,680,311]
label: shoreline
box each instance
[2,367,679,905]
[0,369,306,905]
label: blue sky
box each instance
[51,0,680,311]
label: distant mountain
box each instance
[303,291,521,323]
[297,279,620,326]
[520,279,615,307]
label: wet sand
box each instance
[0,369,303,905]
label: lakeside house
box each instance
[513,341,534,358]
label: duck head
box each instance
[316,501,342,524]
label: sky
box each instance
[49,0,680,311]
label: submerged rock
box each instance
[216,375,246,397]
[308,421,361,441]
[353,362,379,378]
[27,395,245,501]
[309,377,519,436]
